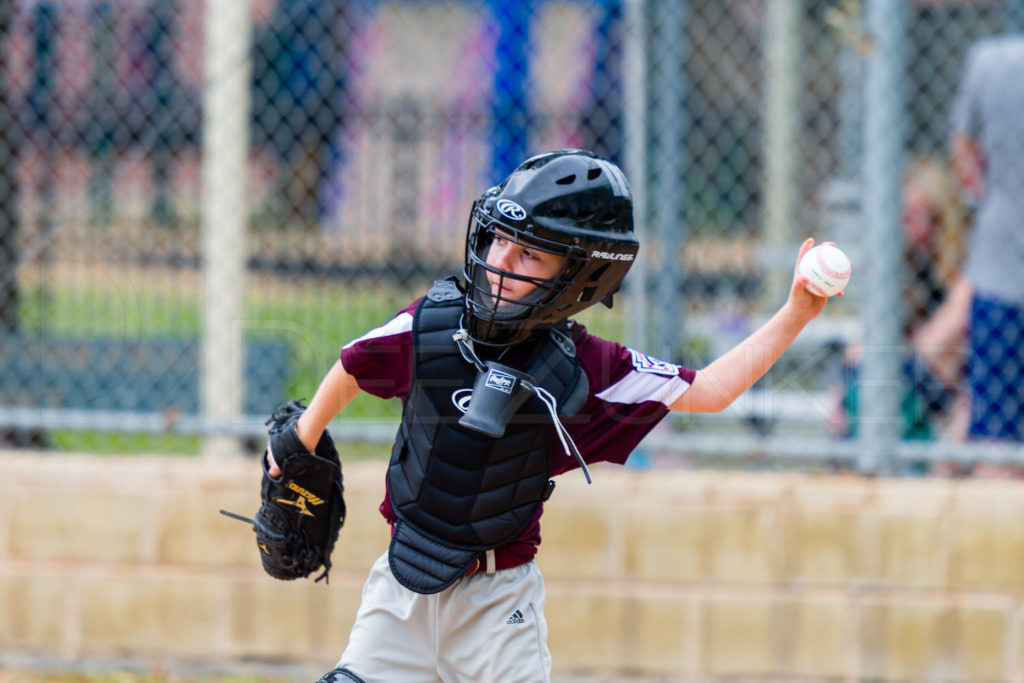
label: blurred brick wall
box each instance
[1,452,1022,681]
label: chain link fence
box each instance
[1,0,1021,470]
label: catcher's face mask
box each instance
[465,223,574,339]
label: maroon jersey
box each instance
[340,299,697,560]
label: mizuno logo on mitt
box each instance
[275,481,325,517]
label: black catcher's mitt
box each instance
[221,400,346,582]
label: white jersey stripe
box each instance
[342,312,414,350]
[595,369,691,407]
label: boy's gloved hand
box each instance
[221,400,346,583]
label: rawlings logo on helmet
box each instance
[496,199,527,221]
[591,250,635,261]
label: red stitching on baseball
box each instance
[816,247,851,280]
[805,280,830,297]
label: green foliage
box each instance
[17,276,642,454]
[48,432,203,455]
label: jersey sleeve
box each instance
[558,327,696,470]
[338,300,418,400]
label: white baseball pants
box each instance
[336,551,551,682]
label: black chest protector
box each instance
[386,278,589,594]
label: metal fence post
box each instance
[649,0,688,361]
[858,0,907,474]
[623,0,648,352]
[201,0,252,455]
[763,0,802,307]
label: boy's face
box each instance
[484,231,565,301]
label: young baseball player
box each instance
[273,150,828,682]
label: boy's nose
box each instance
[488,245,513,271]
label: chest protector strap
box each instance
[386,278,587,593]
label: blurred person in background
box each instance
[902,156,967,337]
[904,156,972,447]
[948,35,1024,449]
[830,156,968,453]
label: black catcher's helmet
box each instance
[464,149,639,346]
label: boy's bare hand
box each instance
[787,238,831,322]
[266,448,282,479]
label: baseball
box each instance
[798,243,851,298]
